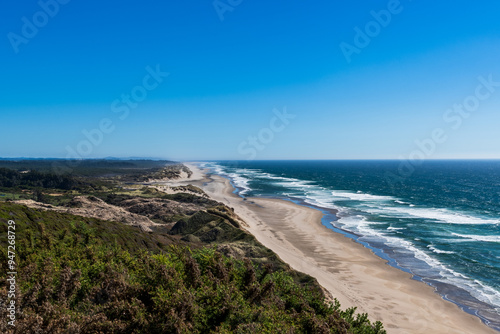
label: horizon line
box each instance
[1,157,500,162]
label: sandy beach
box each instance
[160,163,497,334]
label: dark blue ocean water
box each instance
[203,160,500,330]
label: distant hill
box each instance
[0,159,177,176]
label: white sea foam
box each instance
[257,173,299,182]
[344,216,446,268]
[272,179,316,189]
[302,188,339,210]
[334,214,372,231]
[206,164,252,195]
[330,190,395,202]
[396,207,498,225]
[427,245,455,254]
[246,171,318,192]
[361,205,500,226]
[387,226,405,231]
[212,165,224,175]
[451,233,500,243]
[228,173,251,195]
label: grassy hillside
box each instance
[0,203,385,333]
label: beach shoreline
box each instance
[158,162,498,333]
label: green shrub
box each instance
[0,202,385,334]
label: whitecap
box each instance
[387,226,405,231]
[330,190,395,202]
[427,245,455,254]
[362,205,499,226]
[451,233,500,243]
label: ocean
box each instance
[202,160,500,331]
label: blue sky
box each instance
[1,0,499,160]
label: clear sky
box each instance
[1,0,499,160]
